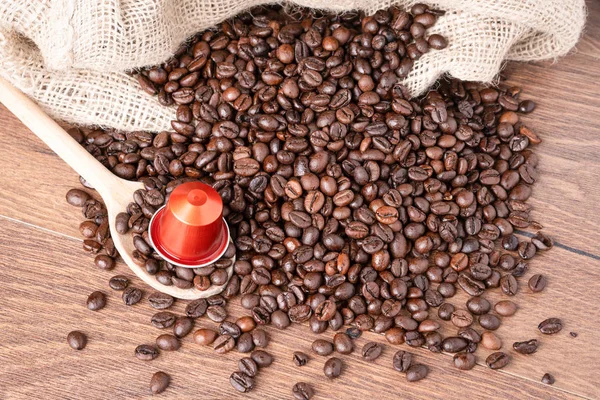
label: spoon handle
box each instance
[0,77,122,197]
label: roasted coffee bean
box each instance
[186,298,208,318]
[494,300,517,317]
[528,274,547,292]
[538,318,562,334]
[453,352,476,370]
[293,351,309,366]
[451,309,473,328]
[86,291,106,311]
[542,373,555,385]
[67,331,87,350]
[362,342,383,361]
[151,312,177,329]
[323,357,343,378]
[108,275,129,291]
[406,364,428,382]
[150,371,170,394]
[239,357,258,377]
[207,305,227,322]
[486,352,510,369]
[481,331,502,350]
[310,339,335,357]
[333,332,353,354]
[148,292,174,309]
[237,332,255,353]
[252,329,269,348]
[66,189,90,207]
[230,371,255,393]
[251,350,274,367]
[513,339,539,354]
[442,337,469,353]
[173,317,194,338]
[135,344,159,361]
[479,314,501,331]
[213,334,236,354]
[392,350,413,372]
[122,287,143,305]
[193,328,218,345]
[156,334,180,351]
[292,382,314,400]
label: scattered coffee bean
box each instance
[362,342,384,361]
[406,364,428,382]
[193,328,218,346]
[109,275,129,291]
[293,351,309,367]
[122,287,143,306]
[538,318,563,334]
[541,373,555,385]
[135,344,159,361]
[292,382,314,400]
[156,334,180,351]
[150,371,170,394]
[312,339,334,356]
[323,357,343,378]
[86,291,106,311]
[230,371,254,393]
[453,352,476,370]
[67,331,87,350]
[392,350,413,373]
[486,352,510,369]
[513,339,539,354]
[239,357,258,377]
[173,317,194,338]
[528,274,547,292]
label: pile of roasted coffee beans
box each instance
[62,3,565,396]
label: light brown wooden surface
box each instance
[1,3,600,399]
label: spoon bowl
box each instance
[0,77,233,300]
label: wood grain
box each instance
[1,3,600,399]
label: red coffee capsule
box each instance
[148,182,230,267]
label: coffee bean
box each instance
[312,339,334,356]
[323,357,343,378]
[494,300,517,317]
[479,314,501,331]
[213,334,235,354]
[193,328,218,345]
[538,318,563,334]
[67,331,87,350]
[451,309,473,328]
[86,291,106,311]
[173,317,194,338]
[237,332,255,353]
[541,373,555,385]
[252,329,269,348]
[486,352,509,369]
[109,275,129,291]
[528,274,547,292]
[156,334,180,351]
[442,337,469,353]
[148,292,174,309]
[333,332,353,354]
[151,312,177,329]
[481,331,502,350]
[392,350,413,372]
[292,382,314,400]
[207,305,227,322]
[122,287,143,305]
[66,189,90,207]
[135,344,159,361]
[150,371,170,394]
[293,351,309,366]
[362,342,383,361]
[186,299,208,318]
[453,352,476,370]
[230,371,255,393]
[406,364,428,382]
[251,350,274,367]
[513,339,539,354]
[235,358,256,380]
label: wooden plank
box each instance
[0,217,589,400]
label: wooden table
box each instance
[1,4,599,399]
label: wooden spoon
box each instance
[0,77,232,300]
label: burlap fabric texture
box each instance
[0,0,586,132]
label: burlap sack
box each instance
[0,0,586,133]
